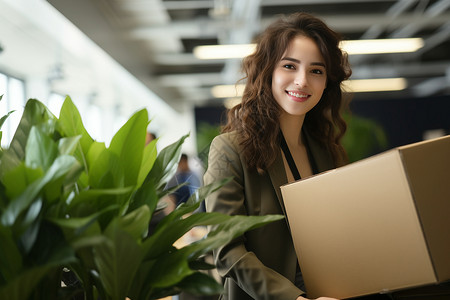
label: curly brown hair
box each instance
[222,12,352,173]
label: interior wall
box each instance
[195,94,450,162]
[349,95,450,149]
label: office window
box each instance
[0,73,7,118]
[0,72,25,147]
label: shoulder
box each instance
[205,131,245,184]
[212,131,239,144]
[210,131,241,153]
[207,131,244,169]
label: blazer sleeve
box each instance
[204,133,303,300]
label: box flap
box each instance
[399,134,450,281]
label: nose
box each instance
[294,70,308,87]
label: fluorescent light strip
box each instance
[340,38,424,55]
[343,78,407,92]
[194,38,424,59]
[224,97,242,109]
[211,84,245,98]
[194,44,256,59]
[212,78,406,98]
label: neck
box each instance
[279,113,305,147]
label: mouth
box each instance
[286,90,310,101]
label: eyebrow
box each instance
[281,56,326,67]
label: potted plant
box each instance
[0,95,283,300]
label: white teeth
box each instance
[288,91,308,98]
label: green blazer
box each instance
[204,130,336,300]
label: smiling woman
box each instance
[203,12,352,300]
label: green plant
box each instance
[0,96,283,300]
[342,112,389,163]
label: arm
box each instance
[204,134,305,300]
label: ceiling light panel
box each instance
[194,38,424,59]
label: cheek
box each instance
[271,72,277,89]
[271,76,284,105]
[272,70,286,88]
[313,77,327,92]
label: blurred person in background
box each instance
[167,153,203,209]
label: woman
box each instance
[204,12,351,300]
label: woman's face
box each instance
[271,35,327,118]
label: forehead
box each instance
[282,35,325,62]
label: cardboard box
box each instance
[280,135,450,299]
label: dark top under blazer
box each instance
[204,130,336,300]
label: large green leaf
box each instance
[142,178,232,259]
[146,133,189,191]
[0,265,53,300]
[145,248,193,290]
[127,260,156,300]
[0,241,76,300]
[139,247,220,298]
[137,138,158,188]
[118,205,150,239]
[86,141,106,169]
[185,214,284,260]
[58,136,82,156]
[18,216,41,254]
[94,220,144,300]
[173,272,223,296]
[127,174,158,216]
[65,223,105,295]
[1,155,78,226]
[0,225,22,281]
[0,110,14,130]
[183,177,232,213]
[88,147,119,188]
[70,233,106,251]
[143,212,229,261]
[1,162,43,199]
[0,99,56,177]
[0,221,77,299]
[25,126,58,171]
[70,187,133,207]
[58,96,94,168]
[47,158,83,202]
[28,220,77,266]
[109,109,148,187]
[147,271,223,299]
[19,198,42,234]
[48,204,118,236]
[134,214,283,297]
[83,141,108,188]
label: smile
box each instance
[287,91,309,99]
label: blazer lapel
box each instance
[303,130,335,173]
[267,150,289,216]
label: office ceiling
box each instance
[47,0,450,112]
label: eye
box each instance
[311,68,325,75]
[282,64,296,70]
